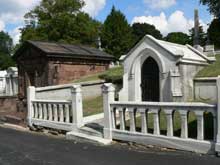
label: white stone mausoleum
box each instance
[119,35,214,102]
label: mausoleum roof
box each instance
[14,40,114,61]
[123,35,211,65]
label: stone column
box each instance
[102,83,115,140]
[71,85,83,130]
[27,86,35,127]
[216,76,220,155]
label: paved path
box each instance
[0,126,220,165]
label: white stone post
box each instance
[71,85,83,130]
[102,83,115,140]
[216,76,220,155]
[27,86,35,127]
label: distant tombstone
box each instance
[5,67,18,96]
[0,71,7,95]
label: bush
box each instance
[99,66,123,83]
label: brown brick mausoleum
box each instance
[14,41,114,99]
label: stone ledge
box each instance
[66,131,111,145]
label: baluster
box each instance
[59,104,64,122]
[33,103,38,118]
[111,107,116,129]
[213,113,217,141]
[152,108,160,135]
[31,102,34,118]
[140,108,148,134]
[53,104,58,122]
[128,107,136,132]
[179,110,188,139]
[195,111,204,140]
[48,104,53,121]
[38,103,43,119]
[65,104,70,123]
[164,109,174,137]
[119,107,125,131]
[43,104,48,120]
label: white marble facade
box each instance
[119,35,214,102]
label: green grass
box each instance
[124,111,214,140]
[73,66,123,83]
[196,54,220,77]
[99,66,123,83]
[83,96,103,116]
[73,73,102,83]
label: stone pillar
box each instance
[27,86,35,127]
[102,83,115,140]
[71,85,83,130]
[194,9,200,46]
[216,76,220,155]
[170,68,182,102]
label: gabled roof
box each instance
[14,40,114,61]
[122,35,211,65]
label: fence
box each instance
[102,78,220,154]
[27,85,83,131]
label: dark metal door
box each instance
[141,57,160,102]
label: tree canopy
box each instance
[208,19,220,49]
[0,31,15,69]
[101,6,134,59]
[21,0,100,46]
[200,0,220,18]
[189,26,207,46]
[165,32,190,45]
[132,23,162,44]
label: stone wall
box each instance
[35,80,105,100]
[194,77,217,103]
[179,64,205,101]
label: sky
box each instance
[0,0,213,45]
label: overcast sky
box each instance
[0,0,212,45]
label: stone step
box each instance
[79,126,103,138]
[4,115,23,125]
[66,131,111,145]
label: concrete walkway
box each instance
[0,126,220,165]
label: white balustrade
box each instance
[27,85,83,132]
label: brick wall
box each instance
[56,63,107,84]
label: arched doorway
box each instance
[141,57,160,101]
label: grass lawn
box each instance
[73,66,123,83]
[196,54,220,77]
[83,95,103,117]
[73,73,102,83]
[124,111,214,140]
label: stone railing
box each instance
[27,85,83,131]
[102,80,220,154]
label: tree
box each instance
[208,19,220,48]
[189,26,207,46]
[165,32,190,45]
[21,0,100,46]
[132,23,162,43]
[101,6,134,59]
[0,31,13,54]
[200,0,220,18]
[0,31,15,69]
